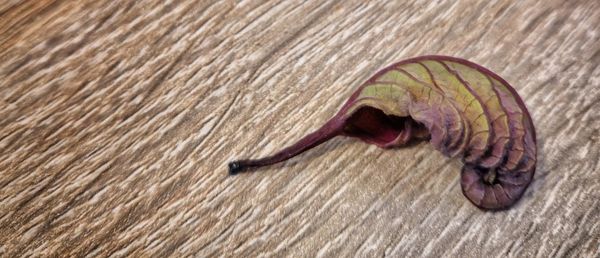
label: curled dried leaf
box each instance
[230,56,537,210]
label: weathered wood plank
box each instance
[0,0,598,257]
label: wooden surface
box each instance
[1,0,599,257]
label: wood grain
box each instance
[1,0,599,257]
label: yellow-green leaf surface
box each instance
[339,56,536,209]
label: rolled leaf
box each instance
[229,55,537,210]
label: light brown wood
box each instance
[1,0,599,257]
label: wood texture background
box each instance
[1,0,599,257]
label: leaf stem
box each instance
[228,116,345,175]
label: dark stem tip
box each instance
[228,161,245,175]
